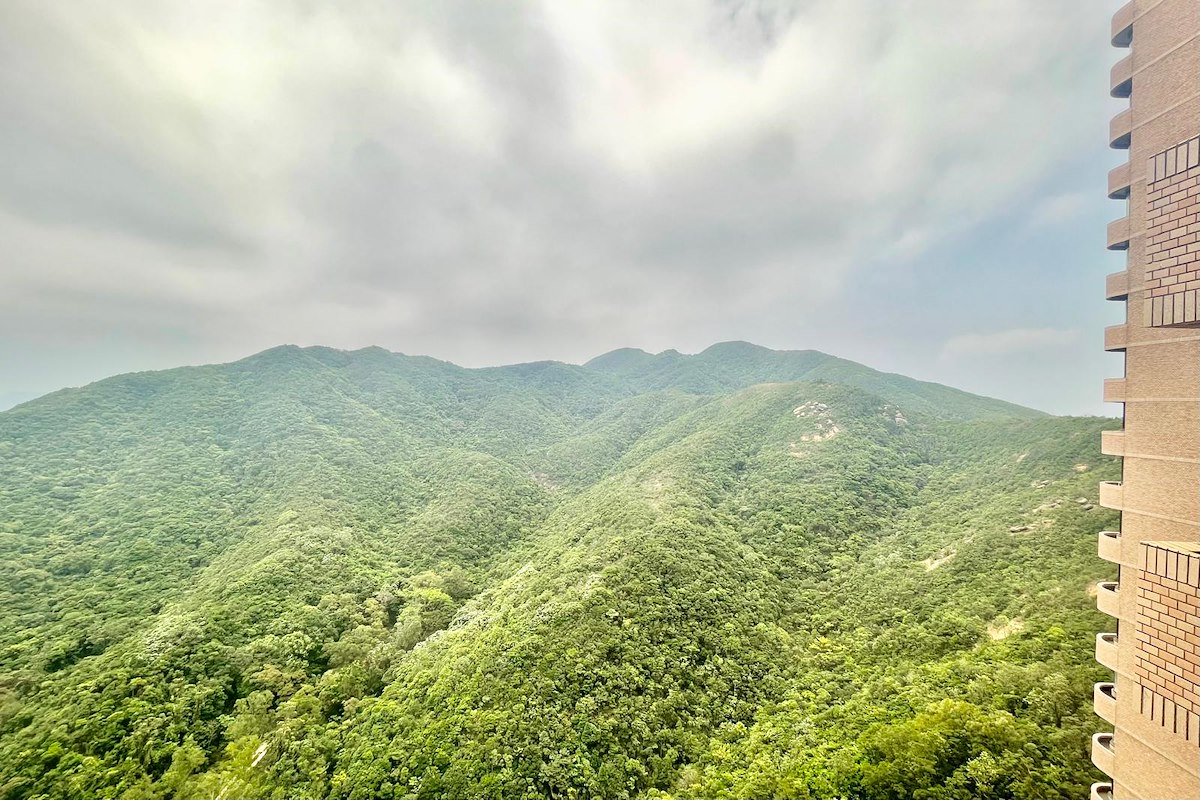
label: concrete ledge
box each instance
[1104,324,1128,352]
[1103,378,1126,404]
[1111,54,1133,98]
[1111,2,1133,47]
[1095,682,1118,725]
[1098,531,1122,564]
[1099,481,1124,510]
[1101,430,1126,457]
[1110,108,1132,149]
[1106,270,1129,300]
[1097,581,1121,617]
[1091,732,1116,776]
[1108,163,1131,199]
[1097,632,1120,672]
[1107,217,1130,250]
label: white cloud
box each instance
[0,0,1121,409]
[940,328,1082,361]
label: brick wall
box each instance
[1135,542,1200,745]
[1144,136,1200,327]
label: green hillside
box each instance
[0,345,1116,800]
[583,342,1042,420]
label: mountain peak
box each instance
[698,340,776,357]
[584,347,657,370]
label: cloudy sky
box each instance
[1,0,1127,414]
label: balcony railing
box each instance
[1110,54,1133,98]
[1109,109,1132,150]
[1101,430,1125,457]
[1094,682,1117,725]
[1099,481,1123,510]
[1107,217,1130,250]
[1097,581,1120,617]
[1096,632,1119,671]
[1111,2,1133,47]
[1105,270,1129,300]
[1107,163,1131,200]
[1091,782,1114,800]
[1104,324,1127,352]
[1103,378,1126,404]
[1098,530,1121,564]
[1091,732,1115,776]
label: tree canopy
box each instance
[0,345,1114,799]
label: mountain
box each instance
[584,341,1041,419]
[0,344,1115,799]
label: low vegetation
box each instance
[0,343,1117,799]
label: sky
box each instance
[1,0,1129,415]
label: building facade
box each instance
[1094,2,1200,799]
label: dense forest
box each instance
[0,342,1118,799]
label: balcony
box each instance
[1107,163,1131,200]
[1106,217,1130,250]
[1097,581,1120,617]
[1096,632,1119,671]
[1111,1,1133,47]
[1091,732,1115,776]
[1112,2,1133,47]
[1105,270,1129,300]
[1104,324,1127,352]
[1098,530,1121,563]
[1091,782,1114,800]
[1099,481,1123,510]
[1110,54,1133,98]
[1094,682,1117,725]
[1099,482,1123,513]
[1103,378,1126,403]
[1110,109,1132,150]
[1101,430,1125,457]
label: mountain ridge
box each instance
[0,341,1111,799]
[3,340,1043,421]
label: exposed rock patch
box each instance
[792,401,839,442]
[988,618,1025,640]
[922,551,955,571]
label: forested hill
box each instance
[584,341,1041,419]
[0,344,1114,799]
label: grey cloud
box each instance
[0,3,250,250]
[1,0,1124,414]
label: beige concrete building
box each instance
[1093,2,1200,798]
